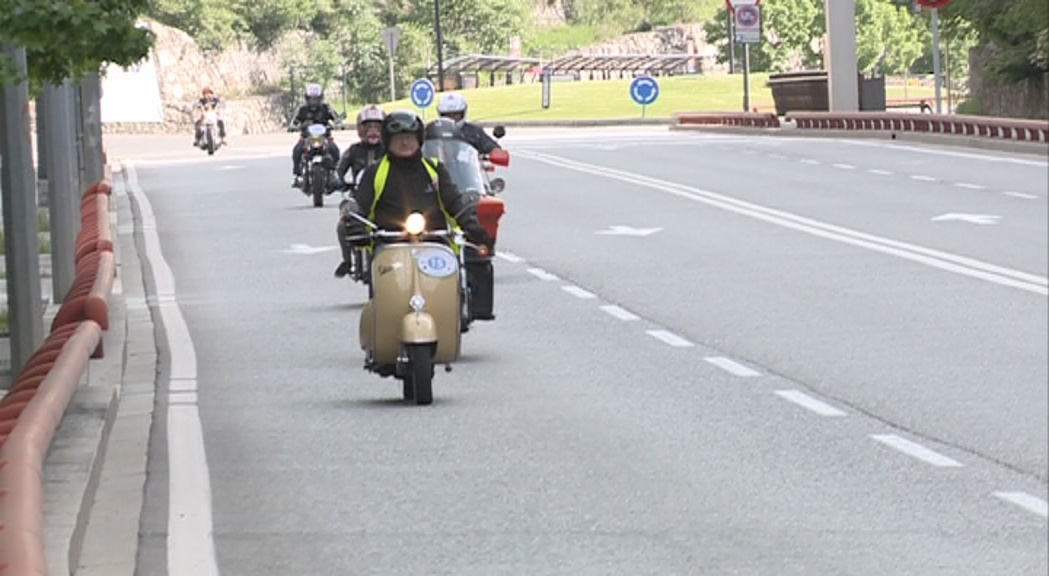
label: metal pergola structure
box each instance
[428,53,697,86]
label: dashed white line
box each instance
[705,357,761,377]
[600,304,639,321]
[562,285,597,299]
[775,390,846,417]
[800,159,821,165]
[646,329,694,348]
[527,267,558,281]
[496,251,524,263]
[1003,191,1038,200]
[871,434,963,468]
[993,491,1049,519]
[954,182,986,190]
[868,169,893,176]
[769,153,787,160]
[911,175,937,182]
[832,163,856,170]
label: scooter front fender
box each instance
[401,312,438,345]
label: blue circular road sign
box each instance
[410,79,435,108]
[630,76,660,106]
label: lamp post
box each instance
[435,0,445,92]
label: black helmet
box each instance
[424,117,462,141]
[382,110,424,148]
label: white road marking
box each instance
[871,434,963,468]
[800,159,821,165]
[845,141,1049,168]
[517,150,1048,295]
[954,182,986,190]
[769,153,787,160]
[527,267,559,281]
[993,492,1049,519]
[496,251,524,263]
[1003,191,1038,200]
[705,357,761,377]
[562,285,597,299]
[911,175,937,182]
[868,169,893,176]
[124,161,220,576]
[832,163,856,170]
[774,390,847,417]
[646,329,694,348]
[600,304,639,321]
[218,165,245,171]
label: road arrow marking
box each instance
[281,244,338,255]
[931,213,1002,225]
[596,225,663,237]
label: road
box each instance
[109,128,1048,575]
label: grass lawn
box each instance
[376,74,937,122]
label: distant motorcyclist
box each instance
[192,87,227,146]
[291,83,341,188]
[336,105,386,191]
[334,105,387,278]
[346,109,491,254]
[435,92,501,155]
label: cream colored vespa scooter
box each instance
[344,209,478,405]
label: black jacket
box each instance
[294,103,338,136]
[459,122,501,155]
[337,142,384,184]
[351,152,490,247]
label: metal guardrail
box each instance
[0,178,117,575]
[673,111,1049,144]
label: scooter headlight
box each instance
[409,294,426,311]
[405,212,426,235]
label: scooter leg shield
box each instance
[401,312,438,345]
[359,302,374,351]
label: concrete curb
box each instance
[40,162,159,575]
[670,124,1049,157]
[74,162,159,576]
[476,118,673,128]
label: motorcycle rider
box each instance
[435,92,501,155]
[336,105,386,190]
[345,109,491,264]
[192,87,227,146]
[333,105,386,278]
[291,83,341,188]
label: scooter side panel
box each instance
[369,246,416,364]
[413,245,461,364]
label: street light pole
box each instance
[435,0,445,92]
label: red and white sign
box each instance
[725,0,761,14]
[916,0,952,8]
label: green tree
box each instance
[149,0,241,51]
[0,0,155,86]
[944,0,1048,81]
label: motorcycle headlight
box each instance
[405,213,426,235]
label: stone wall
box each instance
[968,47,1048,119]
[102,19,291,135]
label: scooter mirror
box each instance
[493,125,506,139]
[489,149,510,167]
[489,178,506,194]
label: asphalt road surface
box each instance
[111,128,1048,575]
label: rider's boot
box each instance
[334,261,350,278]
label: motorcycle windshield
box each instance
[422,139,486,195]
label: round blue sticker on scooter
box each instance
[416,249,458,278]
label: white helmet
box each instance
[356,105,385,143]
[436,92,468,118]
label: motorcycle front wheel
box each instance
[404,344,434,406]
[310,164,325,207]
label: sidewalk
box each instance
[36,162,160,575]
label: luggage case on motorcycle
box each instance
[476,196,505,252]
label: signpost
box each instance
[380,27,401,102]
[409,78,435,120]
[541,67,551,110]
[629,75,660,117]
[915,0,953,114]
[726,0,762,112]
